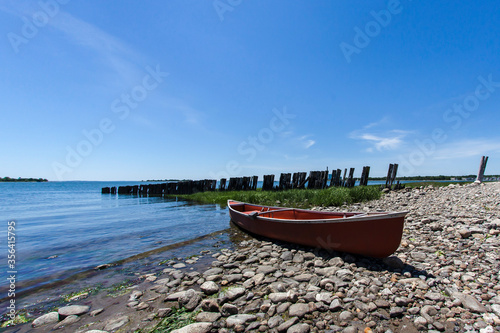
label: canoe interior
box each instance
[230,202,375,220]
[228,200,407,258]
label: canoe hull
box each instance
[228,200,406,258]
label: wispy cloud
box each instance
[298,135,316,149]
[356,133,404,151]
[350,118,410,152]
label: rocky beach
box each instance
[4,182,500,333]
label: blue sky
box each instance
[1,0,499,181]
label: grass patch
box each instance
[166,186,381,208]
[63,286,101,302]
[0,314,29,328]
[404,181,472,188]
[147,307,197,333]
[105,280,135,298]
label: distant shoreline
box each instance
[0,177,48,182]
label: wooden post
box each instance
[346,168,355,188]
[475,156,489,183]
[360,166,370,186]
[263,175,275,191]
[252,176,258,190]
[219,178,226,191]
[391,164,398,188]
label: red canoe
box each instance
[228,200,407,258]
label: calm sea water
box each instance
[0,181,229,290]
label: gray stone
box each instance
[329,298,342,311]
[203,267,223,276]
[414,316,427,328]
[172,263,186,269]
[281,251,293,261]
[452,291,487,313]
[165,290,188,301]
[221,303,238,316]
[338,310,353,321]
[390,307,404,317]
[287,323,310,333]
[458,229,472,238]
[383,256,405,269]
[257,265,278,275]
[32,312,59,328]
[395,297,411,306]
[223,274,242,283]
[294,273,313,282]
[269,292,289,303]
[158,308,173,318]
[89,308,104,317]
[223,287,246,301]
[316,292,333,304]
[492,304,500,317]
[293,253,304,263]
[288,303,310,317]
[425,292,445,302]
[103,315,129,331]
[268,315,284,328]
[179,289,201,311]
[200,299,219,312]
[53,315,80,329]
[171,322,212,333]
[277,317,299,332]
[58,305,90,317]
[200,281,219,295]
[195,312,221,322]
[226,314,257,327]
[342,327,357,333]
[336,269,353,281]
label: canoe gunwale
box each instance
[227,200,408,224]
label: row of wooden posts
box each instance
[102,164,401,196]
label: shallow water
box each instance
[0,181,230,292]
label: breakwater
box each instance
[102,164,403,196]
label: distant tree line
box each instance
[1,177,48,182]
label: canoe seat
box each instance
[243,210,261,215]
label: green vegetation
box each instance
[166,186,381,208]
[147,307,198,333]
[403,181,472,188]
[63,286,101,302]
[105,280,135,298]
[0,314,29,328]
[1,177,48,182]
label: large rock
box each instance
[196,312,221,322]
[58,305,90,317]
[288,303,310,317]
[287,323,310,333]
[256,265,278,275]
[53,315,80,329]
[200,281,219,295]
[171,322,212,333]
[32,312,59,328]
[226,314,257,327]
[179,289,202,311]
